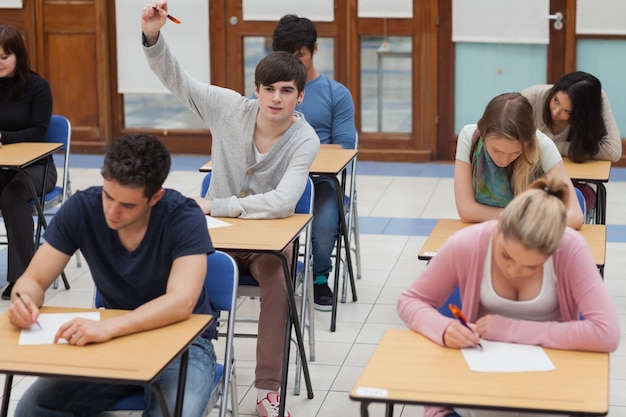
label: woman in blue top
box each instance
[454,92,583,229]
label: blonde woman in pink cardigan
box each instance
[397,176,619,417]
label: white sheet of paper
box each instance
[19,312,101,345]
[206,216,232,229]
[461,339,555,372]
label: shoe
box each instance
[2,282,14,300]
[256,391,291,417]
[313,283,333,312]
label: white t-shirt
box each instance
[455,124,562,173]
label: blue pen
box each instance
[449,304,483,350]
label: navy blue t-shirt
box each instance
[44,186,218,338]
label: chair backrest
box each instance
[43,115,72,206]
[295,176,314,215]
[201,172,212,198]
[437,286,462,319]
[205,250,239,417]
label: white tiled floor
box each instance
[1,160,625,417]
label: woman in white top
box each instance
[522,71,621,163]
[454,92,583,229]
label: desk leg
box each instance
[360,401,371,417]
[385,403,394,417]
[174,349,189,417]
[277,241,314,417]
[1,374,13,417]
[331,173,357,333]
[595,183,607,225]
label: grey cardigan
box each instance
[144,34,319,219]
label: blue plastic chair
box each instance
[35,115,75,290]
[95,250,240,417]
[575,187,587,222]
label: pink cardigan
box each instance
[397,220,620,417]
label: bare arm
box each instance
[453,159,503,222]
[53,253,207,346]
[544,162,584,229]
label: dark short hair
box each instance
[101,134,171,199]
[0,24,32,97]
[254,51,307,93]
[272,14,317,55]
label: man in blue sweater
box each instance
[273,14,357,311]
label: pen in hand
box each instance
[448,304,482,350]
[152,6,181,24]
[15,292,42,330]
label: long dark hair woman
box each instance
[0,24,57,299]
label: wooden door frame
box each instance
[349,0,438,162]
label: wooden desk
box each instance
[201,148,360,333]
[209,214,315,415]
[418,219,606,275]
[351,329,609,416]
[563,157,611,224]
[0,307,212,417]
[309,148,359,332]
[0,142,63,234]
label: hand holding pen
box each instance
[151,6,181,24]
[14,292,42,330]
[448,304,482,350]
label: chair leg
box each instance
[52,271,71,290]
[342,197,361,303]
[75,249,83,268]
[228,366,239,417]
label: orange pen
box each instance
[152,6,181,24]
[448,304,483,350]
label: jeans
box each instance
[15,336,216,417]
[311,176,340,277]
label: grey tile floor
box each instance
[1,157,625,416]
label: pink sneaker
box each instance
[256,392,291,417]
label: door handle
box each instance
[548,12,563,30]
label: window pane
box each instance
[123,94,206,129]
[361,36,412,133]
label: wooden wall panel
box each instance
[44,33,100,138]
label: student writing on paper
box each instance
[142,3,319,416]
[398,176,620,417]
[8,134,218,417]
[453,92,583,230]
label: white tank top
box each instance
[478,235,560,321]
